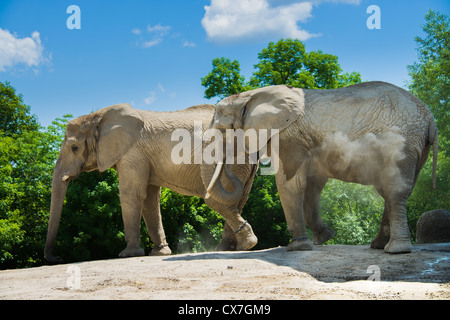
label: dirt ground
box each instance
[1,244,449,300]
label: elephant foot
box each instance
[370,225,390,249]
[216,238,237,251]
[235,222,258,251]
[370,234,390,249]
[216,222,237,251]
[119,246,145,258]
[313,226,335,245]
[384,239,412,254]
[150,244,172,256]
[287,236,313,251]
[46,255,64,264]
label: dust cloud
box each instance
[312,129,407,194]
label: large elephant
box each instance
[44,104,258,263]
[210,81,438,254]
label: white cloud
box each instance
[144,83,166,105]
[144,92,157,105]
[147,24,171,35]
[132,23,172,48]
[201,0,316,43]
[0,28,47,72]
[142,38,162,48]
[183,40,196,47]
[201,0,360,43]
[131,28,142,35]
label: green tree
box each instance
[301,50,361,89]
[0,82,39,136]
[406,10,449,239]
[242,174,290,249]
[249,38,307,87]
[160,188,225,253]
[250,41,361,89]
[201,57,248,100]
[407,10,449,155]
[201,39,362,100]
[319,180,383,245]
[0,82,71,268]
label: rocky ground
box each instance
[1,244,449,300]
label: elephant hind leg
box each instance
[372,146,423,253]
[372,193,411,253]
[384,197,412,253]
[216,221,237,251]
[372,185,412,253]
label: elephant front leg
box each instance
[117,166,146,258]
[119,194,145,257]
[142,185,171,256]
[370,201,391,249]
[276,171,313,251]
[303,175,335,245]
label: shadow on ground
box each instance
[165,243,450,283]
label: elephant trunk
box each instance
[202,162,244,205]
[44,161,69,263]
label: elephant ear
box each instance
[97,104,144,172]
[243,85,305,133]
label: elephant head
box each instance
[210,85,304,180]
[212,85,304,133]
[44,103,144,263]
[200,115,257,206]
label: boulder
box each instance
[416,209,450,244]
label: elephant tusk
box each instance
[206,162,223,194]
[61,175,70,182]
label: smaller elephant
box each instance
[44,104,258,263]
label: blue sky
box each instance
[0,0,449,126]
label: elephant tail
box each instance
[429,121,438,190]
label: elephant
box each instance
[44,103,258,263]
[210,81,438,254]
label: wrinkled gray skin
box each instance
[44,104,258,263]
[212,82,438,254]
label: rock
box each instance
[416,209,450,244]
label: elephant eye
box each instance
[71,146,79,153]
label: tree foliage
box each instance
[0,82,39,136]
[250,39,361,89]
[201,57,248,100]
[406,9,450,237]
[408,10,449,154]
[0,83,68,268]
[201,39,362,100]
[249,39,307,87]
